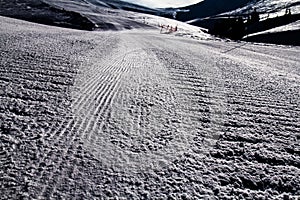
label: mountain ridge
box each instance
[175,0,252,21]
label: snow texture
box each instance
[0,15,300,199]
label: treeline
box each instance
[192,9,299,40]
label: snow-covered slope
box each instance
[0,0,171,31]
[222,0,300,19]
[0,0,95,30]
[224,0,300,45]
[1,15,300,199]
[0,0,211,40]
[42,0,153,30]
[0,0,210,37]
[203,0,300,45]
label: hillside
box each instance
[182,0,300,45]
[0,0,95,30]
[0,0,170,31]
[175,0,252,21]
[226,0,300,45]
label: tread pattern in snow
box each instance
[0,16,299,199]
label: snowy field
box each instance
[0,15,299,199]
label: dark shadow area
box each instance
[176,0,251,21]
[209,17,246,40]
[244,30,300,46]
[189,10,300,45]
[245,13,300,35]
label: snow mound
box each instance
[141,14,213,40]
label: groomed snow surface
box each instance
[0,16,300,199]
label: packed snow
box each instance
[1,14,299,199]
[1,0,300,198]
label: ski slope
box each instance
[0,15,299,199]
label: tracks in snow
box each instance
[0,20,98,199]
[32,34,146,198]
[1,17,299,199]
